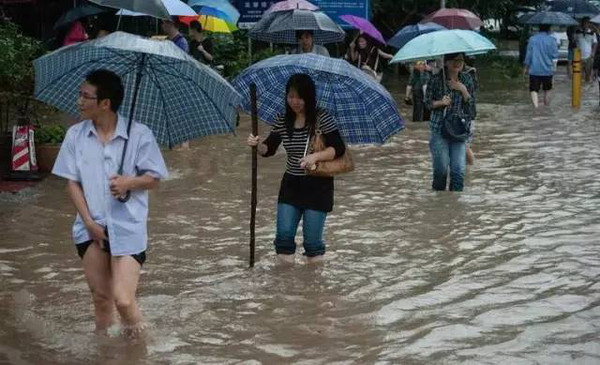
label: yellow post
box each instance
[572,48,582,108]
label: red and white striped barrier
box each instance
[11,125,38,172]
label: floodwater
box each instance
[1,67,599,364]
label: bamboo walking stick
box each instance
[249,84,258,268]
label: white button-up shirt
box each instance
[52,115,168,255]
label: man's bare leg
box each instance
[111,256,144,338]
[530,91,539,108]
[543,90,552,106]
[82,241,115,333]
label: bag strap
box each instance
[303,115,322,157]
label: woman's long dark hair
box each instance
[284,73,318,137]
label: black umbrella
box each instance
[53,3,112,30]
[524,11,579,26]
[548,0,600,19]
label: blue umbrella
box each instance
[387,22,446,49]
[34,31,241,148]
[548,0,600,19]
[249,9,346,45]
[524,11,579,25]
[232,54,404,144]
[188,0,240,24]
[391,29,496,63]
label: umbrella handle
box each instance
[117,191,131,203]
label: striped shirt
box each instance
[263,110,340,176]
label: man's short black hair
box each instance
[85,69,124,113]
[190,20,203,33]
[539,24,551,32]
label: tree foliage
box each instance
[372,0,545,36]
[0,20,45,93]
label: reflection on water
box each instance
[1,68,599,364]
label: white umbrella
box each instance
[117,0,197,17]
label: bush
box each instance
[34,123,67,144]
[0,20,46,93]
[212,30,283,79]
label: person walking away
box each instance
[346,34,393,82]
[575,17,598,83]
[189,21,214,64]
[425,52,476,192]
[162,17,189,53]
[52,70,168,338]
[291,30,330,57]
[524,24,558,108]
[246,74,347,264]
[405,61,430,122]
[566,25,577,79]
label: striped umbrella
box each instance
[34,32,241,148]
[249,9,346,45]
[188,0,240,24]
[233,54,404,144]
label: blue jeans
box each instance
[429,131,466,191]
[274,203,327,257]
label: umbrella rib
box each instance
[146,62,175,148]
[147,59,236,134]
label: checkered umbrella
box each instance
[34,31,241,148]
[232,54,404,144]
[248,9,346,45]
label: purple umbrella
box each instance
[265,0,318,15]
[339,14,385,45]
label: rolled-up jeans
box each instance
[429,131,466,191]
[274,203,327,257]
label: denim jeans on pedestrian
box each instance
[274,203,327,257]
[429,131,466,191]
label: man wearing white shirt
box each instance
[575,17,598,82]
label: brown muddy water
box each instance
[0,67,599,364]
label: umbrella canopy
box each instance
[524,11,579,25]
[548,0,600,19]
[54,3,112,30]
[422,8,483,30]
[249,9,345,44]
[593,13,600,24]
[387,22,446,49]
[265,0,319,14]
[339,14,385,44]
[189,0,240,24]
[232,54,404,144]
[34,31,241,148]
[89,0,171,19]
[391,29,496,63]
[195,15,238,32]
[116,0,197,17]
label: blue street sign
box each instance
[234,0,370,29]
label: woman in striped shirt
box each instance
[247,74,346,264]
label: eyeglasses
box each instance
[78,92,98,100]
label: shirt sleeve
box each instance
[462,74,477,121]
[318,110,345,157]
[425,74,443,111]
[51,127,80,182]
[135,129,168,180]
[262,116,284,157]
[524,38,533,67]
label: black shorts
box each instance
[76,234,146,266]
[529,75,553,92]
